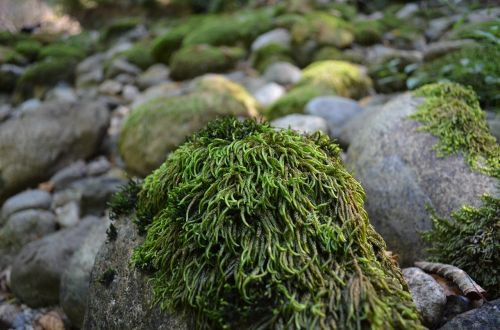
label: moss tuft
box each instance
[129,117,422,329]
[14,40,42,61]
[108,179,142,221]
[119,43,154,70]
[17,57,78,87]
[412,82,500,178]
[169,44,245,80]
[422,195,500,298]
[352,19,384,45]
[298,60,372,99]
[408,44,500,107]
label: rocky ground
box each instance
[0,0,499,329]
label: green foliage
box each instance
[447,21,500,45]
[290,12,353,48]
[422,195,500,298]
[369,57,418,93]
[14,40,42,61]
[251,43,293,72]
[38,44,86,61]
[412,82,500,178]
[170,0,253,13]
[131,117,422,329]
[182,8,276,47]
[265,85,332,120]
[101,17,142,42]
[169,45,245,80]
[298,60,372,99]
[17,57,78,87]
[0,46,26,66]
[108,179,143,221]
[312,47,363,64]
[352,19,384,45]
[408,44,500,108]
[119,43,154,70]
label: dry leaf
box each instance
[37,311,65,330]
[38,181,55,192]
[415,261,486,300]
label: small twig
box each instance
[415,261,486,300]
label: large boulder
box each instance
[438,298,500,330]
[345,84,498,265]
[10,217,102,307]
[82,216,189,330]
[0,101,109,201]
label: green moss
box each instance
[298,60,372,99]
[422,195,500,298]
[151,16,207,64]
[18,57,77,87]
[369,57,417,93]
[38,44,86,61]
[352,19,384,45]
[447,20,500,43]
[108,179,142,221]
[119,43,154,70]
[312,47,363,64]
[265,85,332,120]
[183,8,276,47]
[169,44,245,80]
[251,43,293,72]
[129,117,422,329]
[14,40,42,61]
[291,12,353,48]
[409,44,500,108]
[412,82,500,178]
[101,17,141,42]
[119,79,257,175]
[0,46,26,66]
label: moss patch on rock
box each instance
[422,194,500,298]
[169,44,245,80]
[412,82,500,178]
[128,117,422,329]
[251,43,293,72]
[119,43,154,70]
[409,44,500,107]
[14,40,42,61]
[352,19,384,45]
[17,57,78,89]
[101,17,142,42]
[119,77,257,175]
[38,44,86,61]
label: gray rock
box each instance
[122,84,140,103]
[55,201,80,228]
[366,45,423,65]
[106,58,141,79]
[0,101,110,201]
[45,85,78,103]
[439,299,500,330]
[60,218,109,328]
[50,160,88,191]
[271,114,329,135]
[263,62,302,86]
[251,28,291,52]
[87,157,111,177]
[427,16,457,41]
[403,267,446,327]
[114,73,136,85]
[0,209,57,268]
[77,68,104,88]
[0,104,12,122]
[105,42,133,60]
[253,83,285,106]
[137,64,170,90]
[423,40,476,61]
[82,216,190,330]
[486,111,500,142]
[305,96,364,140]
[16,98,41,116]
[98,79,123,96]
[77,54,105,76]
[396,3,419,19]
[10,217,101,307]
[0,303,21,329]
[345,93,499,265]
[1,189,52,222]
[68,176,125,216]
[131,82,185,109]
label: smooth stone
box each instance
[0,101,110,202]
[423,40,476,61]
[438,298,500,330]
[1,189,52,223]
[16,98,41,116]
[45,85,78,103]
[263,62,302,86]
[50,160,88,191]
[55,201,80,228]
[486,111,500,142]
[87,157,111,177]
[98,79,123,96]
[10,217,101,307]
[253,83,285,106]
[403,267,447,327]
[251,28,291,52]
[305,96,364,140]
[105,58,141,78]
[271,114,329,135]
[396,3,419,19]
[122,84,140,103]
[137,64,170,90]
[60,218,109,328]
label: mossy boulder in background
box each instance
[345,82,499,265]
[123,118,422,329]
[169,44,245,80]
[119,76,258,176]
[100,17,142,42]
[116,43,154,70]
[409,44,500,108]
[352,19,384,45]
[14,39,42,61]
[265,60,372,120]
[250,43,293,72]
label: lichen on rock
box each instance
[124,118,422,329]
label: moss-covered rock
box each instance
[446,20,500,43]
[298,60,372,99]
[169,44,245,81]
[250,43,293,72]
[369,57,418,93]
[409,44,500,108]
[0,46,26,66]
[119,43,154,70]
[182,8,276,47]
[352,19,384,45]
[127,117,423,329]
[14,40,42,61]
[101,17,142,42]
[119,77,258,175]
[38,44,86,61]
[312,46,363,63]
[265,85,332,120]
[290,12,353,49]
[423,195,499,299]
